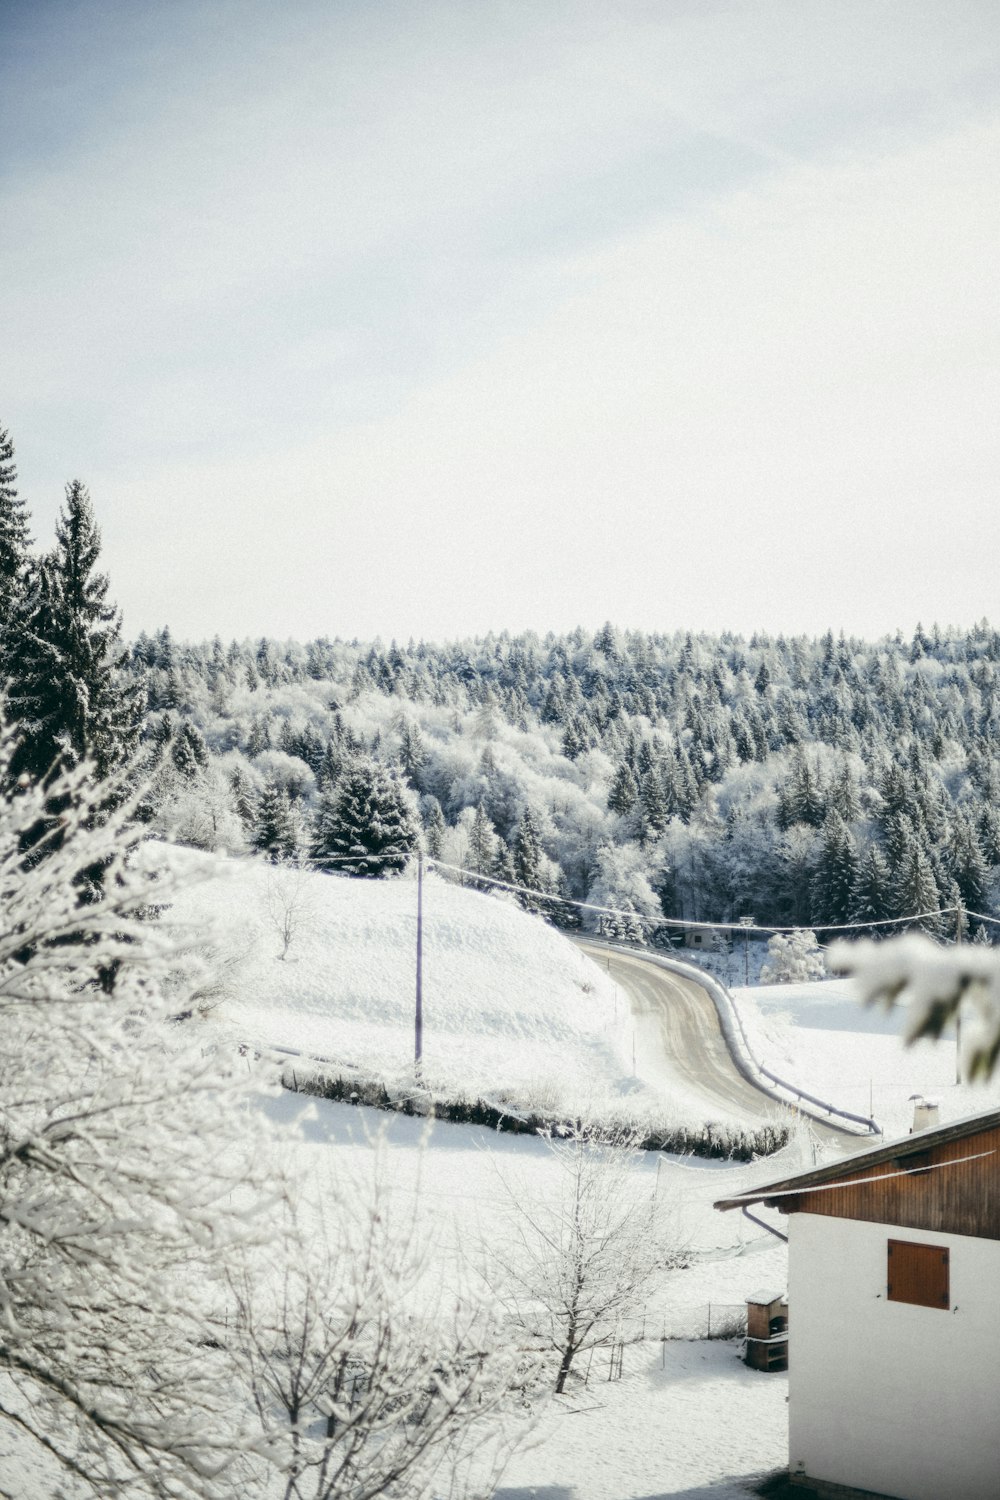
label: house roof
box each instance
[713,1105,1000,1213]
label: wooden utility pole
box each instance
[415,850,424,1073]
[955,899,963,1085]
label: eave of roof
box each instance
[713,1105,1000,1213]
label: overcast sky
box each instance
[2,0,998,645]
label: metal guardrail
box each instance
[582,938,881,1137]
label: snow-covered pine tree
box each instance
[8,481,143,785]
[253,781,301,862]
[0,421,32,671]
[512,805,544,910]
[311,759,417,876]
[849,842,893,931]
[811,810,858,925]
[468,799,497,884]
[607,761,638,816]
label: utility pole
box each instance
[415,850,424,1074]
[739,915,754,987]
[955,898,963,1085]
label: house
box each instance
[714,1106,1000,1500]
[679,923,726,951]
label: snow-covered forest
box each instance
[132,617,1000,938]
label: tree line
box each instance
[3,416,998,941]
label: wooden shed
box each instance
[744,1290,788,1372]
[715,1106,1000,1500]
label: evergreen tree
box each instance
[946,813,988,913]
[311,760,417,877]
[422,796,446,860]
[811,811,858,925]
[512,806,544,911]
[607,762,639,816]
[0,421,31,670]
[170,719,209,779]
[493,836,516,886]
[891,831,943,933]
[849,843,893,930]
[639,768,668,842]
[252,781,300,862]
[468,800,497,884]
[8,482,142,784]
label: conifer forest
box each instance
[3,419,998,941]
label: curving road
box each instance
[577,939,855,1146]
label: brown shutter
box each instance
[887,1239,950,1309]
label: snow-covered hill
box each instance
[162,849,647,1120]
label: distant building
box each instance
[715,1107,1000,1500]
[679,924,726,951]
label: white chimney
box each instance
[909,1095,940,1133]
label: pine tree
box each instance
[493,836,516,886]
[422,797,446,860]
[891,830,943,933]
[0,422,31,670]
[311,760,417,877]
[468,800,496,883]
[639,769,667,842]
[849,843,893,930]
[512,806,544,910]
[252,781,300,862]
[607,762,638,816]
[811,811,858,925]
[8,482,142,784]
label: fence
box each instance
[575,1302,748,1387]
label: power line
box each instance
[425,857,959,938]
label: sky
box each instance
[2,0,999,646]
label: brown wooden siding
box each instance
[766,1124,1000,1239]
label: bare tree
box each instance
[485,1126,676,1394]
[264,859,319,961]
[230,1170,531,1500]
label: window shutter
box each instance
[887,1239,950,1309]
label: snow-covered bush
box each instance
[759,928,826,984]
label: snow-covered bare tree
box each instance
[0,731,278,1496]
[230,1172,529,1500]
[263,858,318,961]
[486,1127,671,1394]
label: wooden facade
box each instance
[715,1108,1000,1239]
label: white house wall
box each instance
[788,1213,1000,1500]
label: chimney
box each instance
[909,1095,940,1133]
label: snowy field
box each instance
[732,975,1000,1140]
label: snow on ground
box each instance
[164,850,637,1113]
[731,975,1000,1139]
[259,1091,792,1500]
[164,849,755,1129]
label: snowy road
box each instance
[578,941,849,1144]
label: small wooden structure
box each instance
[744,1290,788,1372]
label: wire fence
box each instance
[574,1303,750,1387]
